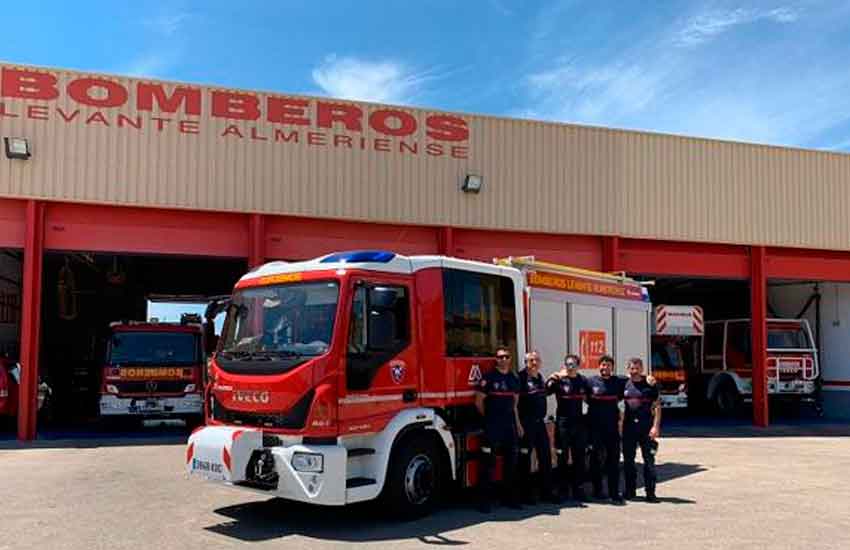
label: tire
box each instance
[714,379,740,416]
[381,433,444,519]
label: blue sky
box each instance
[5,1,850,150]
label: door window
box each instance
[347,284,410,391]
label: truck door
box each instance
[339,278,419,435]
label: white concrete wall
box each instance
[0,252,21,357]
[770,283,850,418]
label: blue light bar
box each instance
[320,250,397,264]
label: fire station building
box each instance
[2,62,850,441]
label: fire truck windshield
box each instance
[767,326,810,349]
[220,281,339,359]
[108,332,199,365]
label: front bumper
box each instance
[100,393,203,416]
[660,393,688,408]
[187,426,348,506]
[767,380,816,395]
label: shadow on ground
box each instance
[663,417,850,438]
[204,462,700,544]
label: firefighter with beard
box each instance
[517,350,556,504]
[587,354,626,504]
[622,357,661,503]
[546,353,590,502]
[475,345,523,512]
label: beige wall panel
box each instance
[3,63,850,251]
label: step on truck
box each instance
[99,315,205,422]
[187,251,651,516]
[702,318,819,414]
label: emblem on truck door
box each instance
[468,365,482,385]
[390,360,407,384]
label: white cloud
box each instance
[311,55,436,104]
[518,4,850,149]
[142,13,192,36]
[122,52,180,78]
[674,6,800,47]
[115,13,193,78]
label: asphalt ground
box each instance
[2,420,850,550]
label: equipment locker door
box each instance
[616,308,649,373]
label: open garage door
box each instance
[0,249,22,437]
[642,277,751,416]
[37,252,245,435]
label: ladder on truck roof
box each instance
[493,256,646,287]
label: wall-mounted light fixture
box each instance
[461,174,483,194]
[4,137,30,160]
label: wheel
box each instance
[381,434,444,519]
[714,380,740,416]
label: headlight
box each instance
[184,384,197,393]
[678,384,687,393]
[291,452,323,473]
[106,384,119,394]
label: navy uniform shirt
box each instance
[518,369,548,424]
[623,377,659,433]
[547,373,589,421]
[477,369,520,431]
[587,375,625,432]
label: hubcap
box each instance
[404,454,435,505]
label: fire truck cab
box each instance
[99,316,205,421]
[651,305,704,409]
[187,251,651,515]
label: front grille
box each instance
[116,381,188,394]
[212,390,314,430]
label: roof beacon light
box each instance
[320,250,396,264]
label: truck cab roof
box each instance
[239,250,523,286]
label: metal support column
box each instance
[248,213,265,268]
[602,236,621,273]
[750,246,769,427]
[18,200,44,441]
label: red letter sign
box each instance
[1,68,59,100]
[369,109,417,137]
[67,78,128,108]
[137,84,201,116]
[212,91,260,120]
[317,102,363,132]
[426,115,468,142]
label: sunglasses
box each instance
[564,362,578,367]
[496,355,511,360]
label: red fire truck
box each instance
[187,251,651,515]
[0,356,52,422]
[651,305,704,409]
[99,316,205,423]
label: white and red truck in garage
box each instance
[702,318,819,414]
[187,251,651,515]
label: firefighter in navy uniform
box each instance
[546,353,590,502]
[475,346,524,512]
[587,354,626,504]
[622,357,662,503]
[518,350,556,504]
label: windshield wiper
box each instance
[218,350,304,361]
[259,349,304,358]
